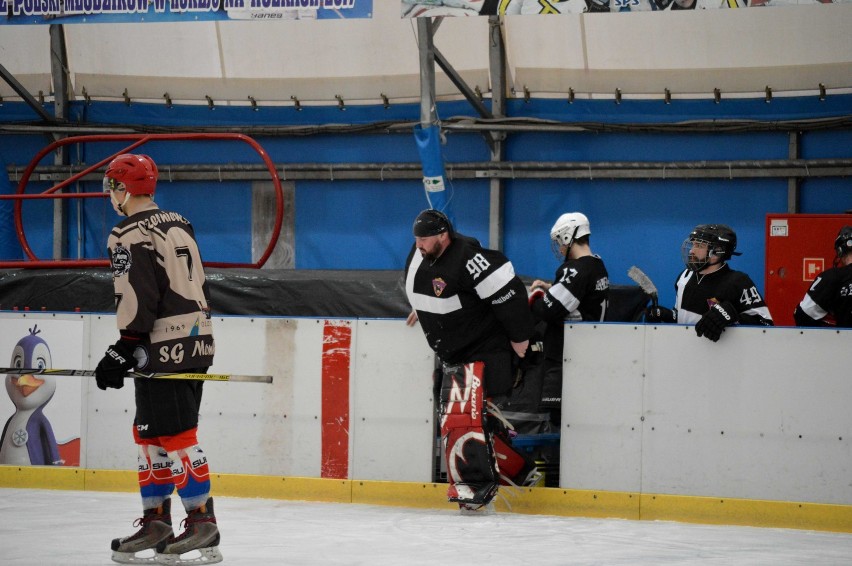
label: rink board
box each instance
[0,313,850,532]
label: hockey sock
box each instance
[135,438,175,510]
[161,428,211,512]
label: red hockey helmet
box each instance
[103,154,158,196]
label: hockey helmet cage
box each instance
[413,209,454,238]
[550,212,590,248]
[103,154,158,196]
[682,223,739,272]
[835,225,852,259]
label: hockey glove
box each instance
[95,339,137,390]
[694,301,739,342]
[645,305,676,323]
[528,287,546,307]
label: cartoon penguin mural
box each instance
[0,325,62,465]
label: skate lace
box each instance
[173,513,215,543]
[133,514,160,528]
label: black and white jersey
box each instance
[530,254,609,361]
[531,255,610,323]
[673,263,773,326]
[107,203,215,372]
[404,234,534,364]
[794,264,852,328]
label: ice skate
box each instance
[111,499,174,564]
[155,497,222,565]
[459,500,495,515]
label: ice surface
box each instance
[1,488,850,565]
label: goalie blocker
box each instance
[440,361,539,509]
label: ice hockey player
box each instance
[404,209,538,513]
[645,223,773,340]
[794,225,852,328]
[526,212,609,421]
[95,153,222,564]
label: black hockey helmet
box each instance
[413,209,454,238]
[835,225,852,259]
[682,224,740,272]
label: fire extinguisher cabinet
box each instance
[765,213,852,327]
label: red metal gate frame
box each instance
[0,133,284,269]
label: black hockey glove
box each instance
[645,306,676,323]
[95,339,137,390]
[694,301,739,342]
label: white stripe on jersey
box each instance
[548,283,580,315]
[798,294,827,320]
[409,293,463,315]
[405,250,463,315]
[474,262,516,299]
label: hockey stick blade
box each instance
[627,265,658,307]
[0,368,272,383]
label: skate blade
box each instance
[112,549,161,564]
[458,501,495,516]
[156,546,223,565]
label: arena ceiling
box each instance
[1,3,851,110]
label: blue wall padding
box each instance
[1,94,850,313]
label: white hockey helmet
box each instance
[550,212,591,251]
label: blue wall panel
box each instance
[503,177,788,309]
[1,96,850,322]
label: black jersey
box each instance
[107,203,215,372]
[530,255,610,361]
[794,264,852,328]
[404,234,534,364]
[673,263,773,326]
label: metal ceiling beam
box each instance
[50,24,71,260]
[487,15,506,251]
[0,64,55,123]
[9,159,851,183]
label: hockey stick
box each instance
[627,265,658,308]
[0,368,272,383]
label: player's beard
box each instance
[419,239,445,263]
[687,253,704,272]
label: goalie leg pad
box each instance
[492,433,540,487]
[440,361,499,505]
[484,403,541,487]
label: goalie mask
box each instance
[550,212,590,258]
[835,225,852,263]
[682,224,738,272]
